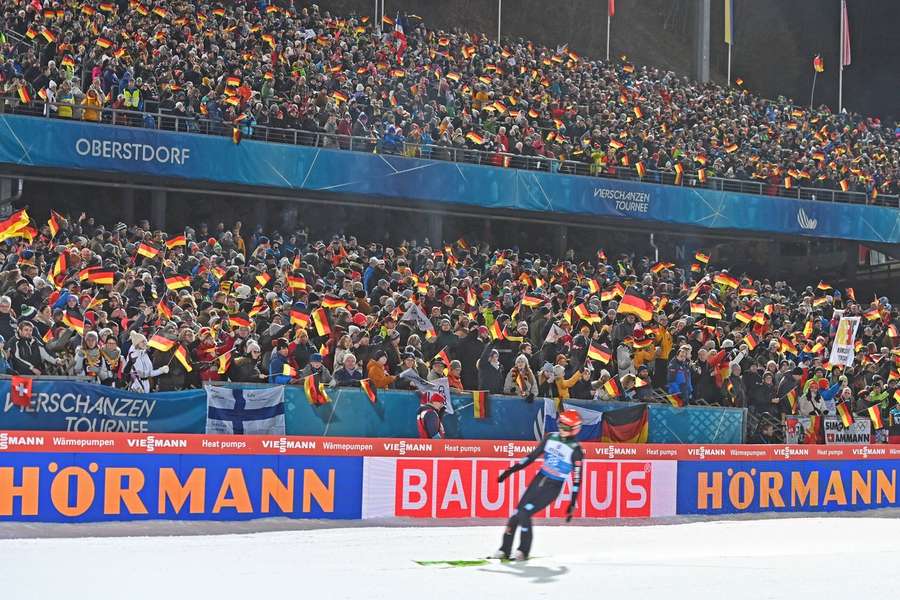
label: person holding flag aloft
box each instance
[492,410,584,561]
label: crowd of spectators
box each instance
[0,207,899,444]
[0,1,897,198]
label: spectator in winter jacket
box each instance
[268,339,295,384]
[667,345,694,404]
[478,348,505,394]
[333,353,364,387]
[298,353,333,385]
[503,354,538,400]
[367,349,397,389]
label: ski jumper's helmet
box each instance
[557,409,582,436]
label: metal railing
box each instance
[1,97,895,208]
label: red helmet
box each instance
[557,409,582,436]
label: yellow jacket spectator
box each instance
[82,89,103,122]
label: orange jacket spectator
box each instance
[367,356,397,389]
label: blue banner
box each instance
[0,452,363,522]
[676,460,900,515]
[0,380,206,433]
[0,114,896,243]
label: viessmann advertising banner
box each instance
[1,114,898,244]
[1,432,898,522]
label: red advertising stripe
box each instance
[1,431,899,461]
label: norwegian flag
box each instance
[393,13,407,57]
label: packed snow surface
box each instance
[1,518,898,599]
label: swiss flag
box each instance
[10,376,33,408]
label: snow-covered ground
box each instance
[1,518,898,599]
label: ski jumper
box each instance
[499,433,583,557]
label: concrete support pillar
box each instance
[151,189,167,230]
[0,178,11,204]
[694,0,710,83]
[554,225,568,258]
[427,213,443,247]
[121,187,135,225]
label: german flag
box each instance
[574,303,591,321]
[87,270,114,285]
[62,312,85,336]
[845,287,856,302]
[290,310,310,328]
[434,347,451,366]
[17,86,31,104]
[887,324,899,339]
[836,402,854,428]
[779,336,798,355]
[165,274,191,290]
[61,55,76,68]
[465,131,485,145]
[42,327,55,344]
[472,390,487,419]
[665,393,685,408]
[738,287,757,297]
[817,281,832,291]
[331,90,349,103]
[50,253,67,284]
[0,209,30,243]
[255,272,271,290]
[742,333,759,351]
[603,377,622,398]
[226,76,242,87]
[867,406,888,433]
[304,374,330,405]
[135,3,149,16]
[521,295,544,308]
[229,314,251,329]
[248,296,266,318]
[714,272,740,289]
[312,308,331,336]
[165,234,186,249]
[360,379,377,403]
[600,404,648,443]
[618,291,654,321]
[321,296,348,310]
[690,302,706,316]
[282,363,298,378]
[157,299,173,320]
[147,334,174,352]
[674,163,684,185]
[691,263,701,273]
[785,388,798,414]
[217,352,233,375]
[725,143,739,153]
[152,6,169,18]
[802,319,813,338]
[695,251,710,264]
[262,33,276,47]
[488,320,504,341]
[863,307,880,321]
[839,179,850,192]
[586,279,601,294]
[650,261,674,274]
[41,28,57,44]
[173,345,192,372]
[47,210,61,238]
[734,311,752,324]
[812,296,830,308]
[96,37,114,49]
[26,27,38,40]
[137,242,160,259]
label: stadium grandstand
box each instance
[0,0,897,446]
[2,2,900,597]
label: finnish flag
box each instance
[206,386,286,435]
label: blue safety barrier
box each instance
[0,114,896,243]
[0,380,744,442]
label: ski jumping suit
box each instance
[500,432,583,557]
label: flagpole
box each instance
[810,70,817,109]
[497,0,502,42]
[727,44,732,88]
[606,13,611,61]
[838,0,844,113]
